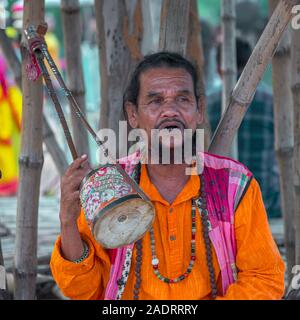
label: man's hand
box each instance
[59,154,91,227]
[59,154,92,261]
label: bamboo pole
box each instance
[221,0,238,159]
[159,0,190,55]
[269,0,295,283]
[94,0,108,130]
[284,12,300,300]
[0,30,22,89]
[95,0,143,156]
[149,0,162,50]
[208,0,299,156]
[141,0,154,55]
[291,17,300,267]
[61,0,90,157]
[14,0,45,300]
[186,0,211,151]
[0,29,68,176]
[0,173,9,300]
[0,239,9,300]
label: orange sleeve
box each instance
[216,178,285,300]
[50,209,111,300]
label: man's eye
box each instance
[177,96,189,102]
[149,98,163,105]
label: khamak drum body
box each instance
[79,164,155,248]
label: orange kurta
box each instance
[50,164,285,300]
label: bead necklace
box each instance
[132,164,217,299]
[149,198,197,284]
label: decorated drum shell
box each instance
[79,164,155,248]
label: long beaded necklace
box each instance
[149,198,197,283]
[132,164,218,300]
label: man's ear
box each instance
[124,102,138,128]
[196,96,205,125]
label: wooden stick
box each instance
[285,17,300,300]
[36,52,78,160]
[141,0,154,55]
[0,238,10,300]
[159,0,190,55]
[61,0,90,157]
[291,14,300,267]
[209,0,300,156]
[94,0,143,158]
[94,0,109,130]
[186,0,211,151]
[221,0,238,159]
[42,115,68,175]
[14,0,45,300]
[0,30,22,89]
[269,0,295,284]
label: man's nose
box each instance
[160,100,180,117]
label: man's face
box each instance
[125,67,203,152]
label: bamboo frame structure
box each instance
[61,0,90,158]
[209,0,300,156]
[14,0,45,300]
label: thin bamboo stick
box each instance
[269,0,295,283]
[42,115,68,175]
[14,0,45,300]
[209,0,299,156]
[61,0,90,157]
[0,238,9,299]
[221,0,238,159]
[0,30,22,89]
[94,0,108,130]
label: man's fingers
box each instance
[68,154,89,172]
[79,160,92,176]
[64,155,90,177]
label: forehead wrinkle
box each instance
[140,69,193,86]
[146,88,193,97]
[146,75,191,87]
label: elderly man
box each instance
[50,52,285,300]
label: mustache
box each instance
[154,118,186,130]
